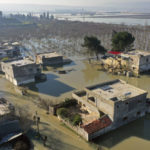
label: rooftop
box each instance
[37,52,62,58]
[86,79,147,102]
[82,115,112,134]
[3,58,35,67]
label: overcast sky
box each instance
[0,0,149,6]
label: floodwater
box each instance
[56,15,150,26]
[1,58,150,150]
[29,58,150,150]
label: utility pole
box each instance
[33,111,41,136]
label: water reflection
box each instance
[1,59,150,150]
[94,115,150,149]
[82,61,101,83]
[27,74,75,97]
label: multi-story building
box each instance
[121,50,150,74]
[1,58,40,85]
[72,79,148,140]
[36,52,63,65]
[0,46,21,59]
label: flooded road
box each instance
[1,58,150,150]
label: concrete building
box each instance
[0,98,15,123]
[72,79,148,140]
[1,58,40,85]
[121,50,150,74]
[0,46,21,59]
[36,52,63,65]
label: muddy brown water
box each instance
[1,58,150,150]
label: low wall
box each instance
[89,124,113,141]
[58,116,89,141]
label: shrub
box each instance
[57,108,68,118]
[72,114,82,126]
[61,98,77,108]
[1,57,9,62]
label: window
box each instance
[146,58,149,62]
[123,116,128,121]
[138,100,142,103]
[126,102,129,105]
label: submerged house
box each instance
[0,45,21,59]
[72,79,148,140]
[1,58,40,85]
[36,52,71,66]
[36,52,63,65]
[121,50,150,74]
[102,50,150,75]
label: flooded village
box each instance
[1,5,150,150]
[1,37,150,150]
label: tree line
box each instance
[82,31,135,58]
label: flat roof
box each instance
[37,52,62,58]
[86,80,147,101]
[4,58,35,67]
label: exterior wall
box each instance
[1,62,14,77]
[42,56,63,65]
[36,55,43,64]
[88,123,113,141]
[114,93,147,121]
[0,47,20,59]
[126,54,150,74]
[36,55,63,65]
[13,78,35,86]
[72,92,100,115]
[84,89,115,121]
[12,64,39,78]
[139,55,150,72]
[1,61,39,85]
[58,116,89,141]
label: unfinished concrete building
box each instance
[72,79,148,140]
[102,50,150,76]
[121,50,150,74]
[0,46,21,59]
[36,52,63,65]
[1,58,40,85]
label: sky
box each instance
[0,0,149,6]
